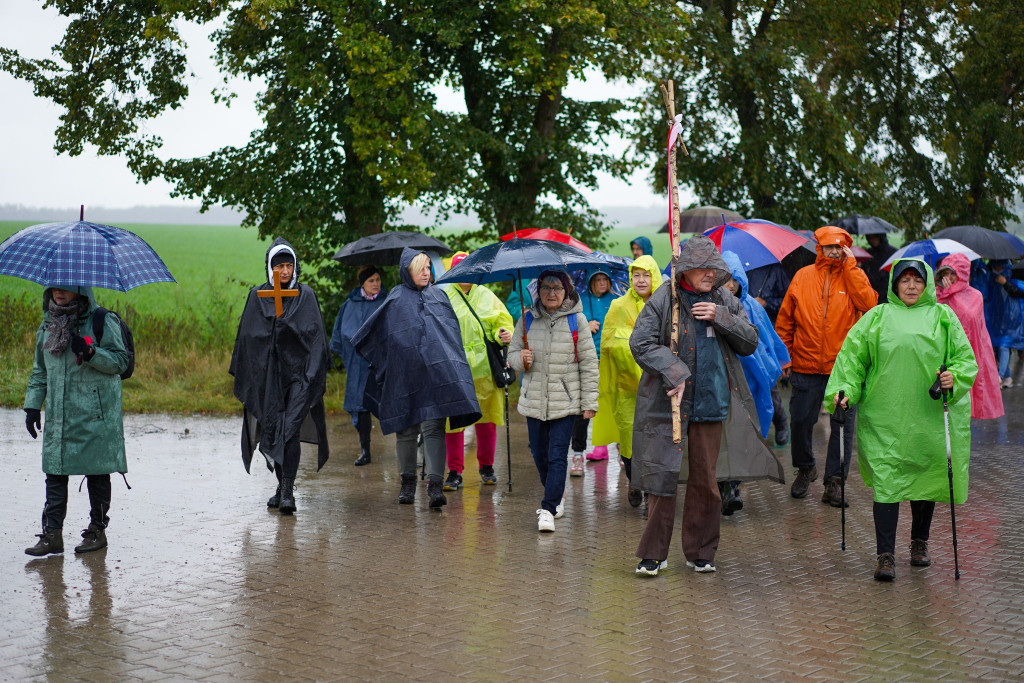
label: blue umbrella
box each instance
[569,251,632,298]
[435,238,605,287]
[0,220,175,291]
[880,239,981,271]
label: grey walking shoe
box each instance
[790,465,818,499]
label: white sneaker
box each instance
[1001,377,1013,389]
[555,498,565,519]
[569,453,585,477]
[536,509,555,532]
[686,560,717,573]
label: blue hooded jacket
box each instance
[578,269,615,357]
[984,260,1024,349]
[630,236,653,257]
[723,251,790,436]
[352,247,481,434]
[330,283,388,424]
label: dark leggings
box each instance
[571,415,590,453]
[42,473,111,531]
[621,455,633,482]
[275,435,301,480]
[356,411,372,447]
[873,500,936,555]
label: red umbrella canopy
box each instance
[499,228,591,253]
[703,220,810,269]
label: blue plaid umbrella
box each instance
[0,221,176,291]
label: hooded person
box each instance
[630,236,784,576]
[630,236,654,260]
[936,253,1003,419]
[23,285,130,556]
[440,252,514,490]
[330,265,388,466]
[774,225,877,505]
[230,237,331,516]
[863,233,899,305]
[826,258,977,580]
[591,255,662,505]
[570,267,617,466]
[982,259,1024,387]
[352,247,481,509]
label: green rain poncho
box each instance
[444,283,514,428]
[592,255,662,459]
[825,259,977,504]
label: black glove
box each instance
[70,333,95,362]
[25,408,41,439]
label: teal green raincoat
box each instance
[24,286,130,476]
[825,260,976,503]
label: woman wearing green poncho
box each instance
[826,259,977,582]
[592,255,662,507]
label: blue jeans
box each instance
[997,347,1012,378]
[526,415,576,515]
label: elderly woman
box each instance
[508,270,599,532]
[936,253,1003,419]
[571,268,616,469]
[592,255,662,506]
[827,259,977,581]
[442,252,514,489]
[353,248,481,509]
[330,265,388,466]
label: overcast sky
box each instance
[0,2,665,212]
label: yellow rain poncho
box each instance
[592,255,662,459]
[444,282,514,429]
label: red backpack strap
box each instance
[568,313,579,362]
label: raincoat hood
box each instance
[721,251,748,298]
[814,225,853,266]
[42,285,98,312]
[673,235,731,289]
[630,236,653,257]
[265,237,299,288]
[888,258,935,308]
[399,246,431,290]
[936,252,971,302]
[587,268,613,295]
[628,255,663,302]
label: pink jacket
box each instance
[937,253,1004,419]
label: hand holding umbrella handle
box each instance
[834,391,846,424]
[929,364,948,400]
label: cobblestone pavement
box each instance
[1,396,1023,681]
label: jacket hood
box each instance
[265,237,299,288]
[814,225,853,266]
[887,258,936,307]
[630,236,653,256]
[673,235,731,289]
[866,232,891,249]
[42,285,98,313]
[721,250,748,297]
[587,267,613,295]
[628,254,663,301]
[936,252,971,302]
[399,246,433,290]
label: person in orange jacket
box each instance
[775,225,877,505]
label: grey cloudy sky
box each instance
[1,2,665,212]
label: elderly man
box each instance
[630,236,784,576]
[775,225,877,505]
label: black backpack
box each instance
[91,307,136,380]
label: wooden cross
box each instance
[257,269,298,317]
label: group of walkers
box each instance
[19,223,1013,585]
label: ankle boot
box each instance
[354,444,371,466]
[398,474,417,504]
[279,478,296,515]
[267,482,282,508]
[427,479,447,510]
[25,528,63,556]
[75,524,107,553]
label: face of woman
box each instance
[363,273,382,296]
[631,269,653,298]
[412,264,431,288]
[539,278,566,312]
[51,289,79,306]
[939,269,958,289]
[896,271,926,306]
[591,274,610,296]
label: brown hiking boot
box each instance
[910,539,931,567]
[790,465,817,498]
[874,553,896,581]
[821,477,849,508]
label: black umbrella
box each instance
[332,231,452,266]
[659,205,744,234]
[831,214,899,235]
[931,225,1024,260]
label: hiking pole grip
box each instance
[930,364,948,400]
[835,390,846,424]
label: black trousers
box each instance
[874,501,936,555]
[275,435,302,480]
[571,415,590,453]
[771,383,788,432]
[356,411,372,448]
[789,372,855,480]
[42,474,111,531]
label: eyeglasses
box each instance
[539,286,565,293]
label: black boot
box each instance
[354,445,371,466]
[428,479,447,510]
[279,478,296,515]
[75,524,107,553]
[398,474,417,504]
[267,482,282,508]
[25,528,63,556]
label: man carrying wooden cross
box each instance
[230,237,330,515]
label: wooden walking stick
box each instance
[660,80,688,444]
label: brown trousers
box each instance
[635,420,724,563]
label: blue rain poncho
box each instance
[330,284,388,426]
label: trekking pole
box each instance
[835,390,847,551]
[931,364,961,580]
[503,344,513,492]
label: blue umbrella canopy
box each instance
[568,251,632,298]
[434,238,605,286]
[0,221,175,291]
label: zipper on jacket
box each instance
[560,379,572,400]
[820,264,832,375]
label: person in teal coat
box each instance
[826,259,977,581]
[23,285,130,556]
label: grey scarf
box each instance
[44,298,87,356]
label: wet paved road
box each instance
[1,397,1023,681]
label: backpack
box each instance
[524,311,579,362]
[92,307,136,380]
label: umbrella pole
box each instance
[518,269,532,371]
[504,355,513,492]
[661,80,686,444]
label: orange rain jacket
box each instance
[775,226,877,375]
